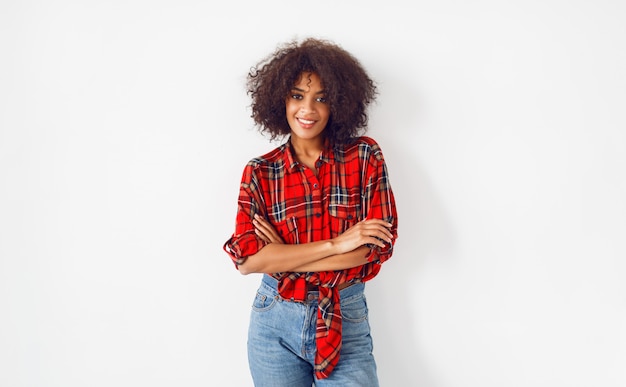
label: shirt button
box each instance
[313,183,318,189]
[315,161,322,168]
[315,213,321,218]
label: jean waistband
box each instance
[261,274,365,299]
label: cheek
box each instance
[285,103,298,118]
[320,107,331,122]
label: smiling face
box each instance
[285,72,330,146]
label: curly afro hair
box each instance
[247,37,377,145]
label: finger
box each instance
[255,215,285,241]
[373,229,393,243]
[361,218,393,228]
[253,219,281,241]
[252,216,272,233]
[253,217,284,244]
[263,228,282,244]
[254,228,270,243]
[358,220,393,240]
[364,236,387,248]
[358,224,393,242]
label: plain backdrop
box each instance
[1,1,625,386]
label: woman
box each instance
[224,37,398,386]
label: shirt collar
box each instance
[283,136,335,173]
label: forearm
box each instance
[240,216,392,275]
[237,240,338,275]
[289,246,371,272]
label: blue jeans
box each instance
[247,275,379,387]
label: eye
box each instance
[316,97,327,103]
[290,94,303,100]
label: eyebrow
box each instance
[292,87,326,94]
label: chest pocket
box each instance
[328,203,361,237]
[328,185,361,236]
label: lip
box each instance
[296,117,316,129]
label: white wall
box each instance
[1,1,624,386]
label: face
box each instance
[285,72,330,145]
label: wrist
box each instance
[326,239,339,257]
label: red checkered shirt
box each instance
[223,136,398,379]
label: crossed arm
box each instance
[236,214,393,275]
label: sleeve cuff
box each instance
[223,231,267,267]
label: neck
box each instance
[289,136,324,173]
[290,136,324,158]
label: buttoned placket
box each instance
[299,160,324,243]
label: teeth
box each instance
[299,118,314,124]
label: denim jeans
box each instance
[247,275,379,387]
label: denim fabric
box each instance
[247,275,379,387]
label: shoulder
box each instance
[238,143,289,187]
[353,135,380,147]
[338,136,385,162]
[245,143,288,170]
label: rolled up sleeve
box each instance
[223,162,268,268]
[327,139,398,284]
[363,141,398,265]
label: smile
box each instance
[297,118,315,125]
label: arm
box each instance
[237,214,393,275]
[356,138,398,266]
[288,246,371,272]
[331,138,398,283]
[224,142,397,276]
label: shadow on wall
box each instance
[366,73,457,387]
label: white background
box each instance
[1,1,625,386]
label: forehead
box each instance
[293,72,324,90]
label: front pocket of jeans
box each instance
[340,295,368,323]
[251,291,278,312]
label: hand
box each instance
[331,219,393,254]
[253,214,284,244]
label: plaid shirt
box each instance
[224,136,398,379]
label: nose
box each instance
[299,98,316,114]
